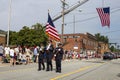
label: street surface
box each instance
[0,59,120,80]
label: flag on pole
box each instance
[46,13,60,41]
[96,7,110,27]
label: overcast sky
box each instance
[0,0,120,45]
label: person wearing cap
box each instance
[54,43,64,73]
[46,40,54,71]
[38,43,45,71]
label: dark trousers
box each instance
[38,61,45,70]
[46,60,53,71]
[33,55,37,62]
[56,59,61,72]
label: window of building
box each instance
[69,36,73,38]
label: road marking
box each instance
[51,63,104,80]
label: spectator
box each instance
[21,52,27,65]
[33,46,38,63]
[9,47,15,66]
[25,46,31,64]
[0,43,4,63]
[4,46,10,63]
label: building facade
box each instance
[59,33,109,57]
[0,33,6,45]
[0,30,6,45]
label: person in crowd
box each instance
[18,50,22,64]
[38,43,45,71]
[21,52,27,65]
[54,43,64,73]
[29,49,33,63]
[4,46,10,57]
[25,46,31,64]
[14,46,20,61]
[0,43,4,64]
[46,40,54,71]
[4,46,10,63]
[33,46,38,63]
[9,47,15,66]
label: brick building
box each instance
[59,32,109,56]
[0,30,6,45]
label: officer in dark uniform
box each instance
[38,44,45,71]
[46,40,54,71]
[54,43,64,73]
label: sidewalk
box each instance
[0,63,10,67]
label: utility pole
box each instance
[53,0,89,22]
[61,0,65,43]
[7,0,12,46]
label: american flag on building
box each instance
[96,7,110,27]
[46,13,60,41]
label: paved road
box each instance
[0,59,120,80]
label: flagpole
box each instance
[7,0,12,46]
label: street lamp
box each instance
[72,10,82,34]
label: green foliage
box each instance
[109,46,115,52]
[9,31,18,45]
[95,33,109,43]
[9,23,48,46]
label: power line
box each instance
[64,7,120,25]
[101,29,120,34]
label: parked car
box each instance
[103,52,113,60]
[112,53,118,59]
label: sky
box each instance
[0,0,120,46]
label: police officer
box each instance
[46,40,54,71]
[38,44,45,71]
[54,43,64,73]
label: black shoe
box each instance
[57,70,61,73]
[46,70,49,71]
[59,71,61,73]
[56,70,59,73]
[38,69,41,71]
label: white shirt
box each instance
[0,45,4,53]
[9,49,14,57]
[47,44,51,50]
[4,47,10,55]
[14,47,19,54]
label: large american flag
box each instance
[96,7,110,27]
[46,13,60,41]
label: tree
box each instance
[95,33,109,43]
[109,45,115,52]
[9,31,18,45]
[9,23,48,46]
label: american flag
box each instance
[46,13,60,41]
[96,7,110,27]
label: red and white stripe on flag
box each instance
[96,7,110,27]
[46,23,60,41]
